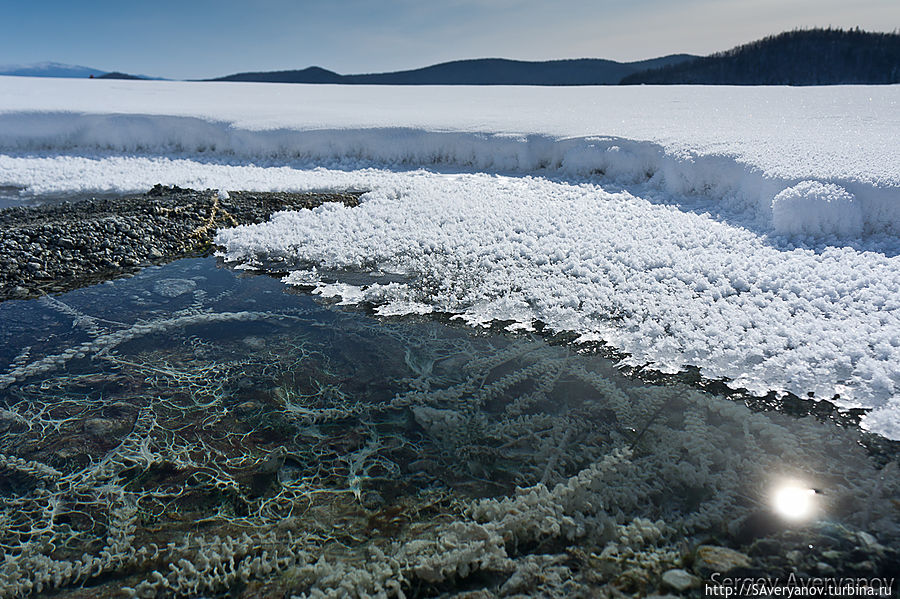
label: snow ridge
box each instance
[1,111,898,237]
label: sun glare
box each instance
[773,483,817,520]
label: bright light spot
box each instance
[773,484,817,520]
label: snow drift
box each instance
[0,77,898,237]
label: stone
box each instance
[83,418,128,438]
[853,560,875,572]
[661,568,699,591]
[242,336,266,350]
[856,531,884,554]
[0,408,26,433]
[235,400,261,413]
[694,545,751,575]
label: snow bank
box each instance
[772,181,863,237]
[0,77,898,236]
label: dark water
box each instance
[0,258,897,597]
[0,187,128,210]
[0,185,27,210]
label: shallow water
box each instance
[0,187,125,210]
[0,257,897,597]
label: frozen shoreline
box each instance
[0,186,359,301]
[1,77,898,438]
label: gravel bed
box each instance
[0,184,361,301]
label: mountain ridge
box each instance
[4,28,897,85]
[208,55,696,85]
[0,61,106,78]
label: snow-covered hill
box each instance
[0,61,105,78]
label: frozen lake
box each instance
[0,77,899,594]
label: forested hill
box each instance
[620,29,900,85]
[209,55,696,86]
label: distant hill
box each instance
[621,28,900,85]
[0,62,163,80]
[12,29,896,86]
[0,62,106,78]
[97,71,147,80]
[213,66,344,84]
[209,55,696,86]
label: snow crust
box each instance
[0,76,898,235]
[1,76,899,437]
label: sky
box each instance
[1,0,897,79]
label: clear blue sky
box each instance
[2,0,897,79]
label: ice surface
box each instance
[0,77,898,234]
[0,76,899,437]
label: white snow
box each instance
[772,181,863,237]
[0,76,899,438]
[215,170,900,440]
[1,76,898,234]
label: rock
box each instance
[235,400,261,413]
[242,336,266,350]
[856,531,883,553]
[661,568,699,591]
[853,560,875,572]
[361,490,385,510]
[0,408,26,433]
[83,417,128,438]
[236,378,258,391]
[694,545,751,575]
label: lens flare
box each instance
[773,484,817,520]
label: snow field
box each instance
[1,77,898,236]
